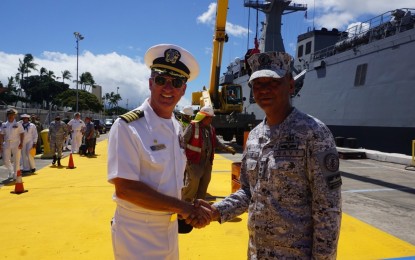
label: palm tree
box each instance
[102,92,111,110]
[79,72,95,91]
[40,67,48,76]
[109,92,122,108]
[61,70,72,83]
[18,54,38,80]
[47,70,56,79]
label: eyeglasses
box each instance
[152,75,184,88]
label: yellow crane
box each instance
[192,0,243,114]
[191,0,255,145]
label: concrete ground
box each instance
[0,134,415,259]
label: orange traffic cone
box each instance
[10,170,28,194]
[67,153,76,169]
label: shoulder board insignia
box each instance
[119,110,144,123]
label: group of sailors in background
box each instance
[0,108,41,180]
[0,109,98,180]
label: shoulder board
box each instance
[119,109,144,123]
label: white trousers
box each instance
[21,140,35,171]
[3,145,21,178]
[65,134,71,147]
[71,130,83,153]
[111,206,179,260]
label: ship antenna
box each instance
[313,0,315,30]
[255,1,259,40]
[247,3,251,50]
[246,1,260,51]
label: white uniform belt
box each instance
[116,198,177,222]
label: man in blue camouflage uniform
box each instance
[48,115,68,166]
[206,52,342,259]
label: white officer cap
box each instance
[144,44,199,82]
[180,105,194,116]
[6,108,18,115]
[20,114,30,118]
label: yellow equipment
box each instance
[191,0,256,145]
[192,0,243,114]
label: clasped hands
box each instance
[182,199,219,229]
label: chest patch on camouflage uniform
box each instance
[273,134,305,157]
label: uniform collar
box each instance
[141,98,181,135]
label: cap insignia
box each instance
[258,53,272,70]
[165,48,181,64]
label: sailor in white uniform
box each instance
[0,108,24,180]
[67,112,85,153]
[108,44,211,260]
[20,114,38,173]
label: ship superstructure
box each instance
[293,8,415,154]
[221,2,415,154]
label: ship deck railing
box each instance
[311,8,415,62]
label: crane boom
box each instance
[190,0,256,146]
[208,0,228,107]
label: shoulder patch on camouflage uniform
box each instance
[316,149,342,190]
[119,110,144,123]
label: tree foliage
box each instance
[0,53,121,114]
[55,89,103,112]
[20,75,69,109]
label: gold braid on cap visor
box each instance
[150,64,190,79]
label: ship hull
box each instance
[327,125,414,154]
[294,27,415,155]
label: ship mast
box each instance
[244,0,307,52]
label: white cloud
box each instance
[197,3,249,38]
[225,22,250,38]
[0,50,196,110]
[197,3,216,24]
[302,0,414,30]
[0,51,151,109]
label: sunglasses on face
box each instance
[152,75,185,88]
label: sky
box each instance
[0,0,412,110]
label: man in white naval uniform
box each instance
[67,112,85,153]
[108,44,212,260]
[20,114,38,173]
[0,108,24,180]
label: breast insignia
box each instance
[119,110,144,123]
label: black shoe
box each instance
[52,155,57,165]
[57,158,61,166]
[31,168,36,173]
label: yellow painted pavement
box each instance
[0,140,414,259]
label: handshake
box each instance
[180,199,219,229]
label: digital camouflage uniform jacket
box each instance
[214,108,342,259]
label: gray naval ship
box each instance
[220,1,415,155]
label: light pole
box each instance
[74,32,84,112]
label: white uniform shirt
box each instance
[22,122,38,144]
[1,120,24,148]
[107,99,187,213]
[68,119,85,131]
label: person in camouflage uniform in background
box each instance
[193,52,342,259]
[48,115,68,166]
